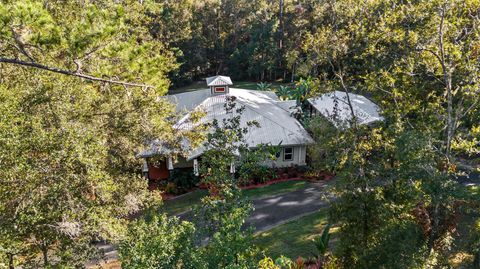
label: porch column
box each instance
[193,159,199,176]
[230,161,236,174]
[167,157,173,170]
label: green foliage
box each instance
[302,0,480,267]
[0,0,180,266]
[312,223,331,258]
[238,144,279,185]
[169,169,199,194]
[257,82,272,91]
[276,85,293,101]
[118,214,199,269]
[196,191,259,269]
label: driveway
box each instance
[457,171,480,187]
[89,181,333,268]
[176,181,333,233]
[247,181,332,233]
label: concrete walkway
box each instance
[88,181,332,268]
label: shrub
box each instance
[118,214,200,268]
[238,164,276,185]
[296,165,309,174]
[164,182,177,194]
[287,167,298,178]
[169,169,199,193]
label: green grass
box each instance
[162,180,309,216]
[162,189,208,215]
[253,209,333,259]
[170,80,291,94]
[242,180,308,199]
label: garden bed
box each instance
[159,169,334,200]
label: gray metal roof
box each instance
[206,75,233,86]
[140,88,314,159]
[307,91,383,127]
[276,100,298,113]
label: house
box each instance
[307,91,383,128]
[139,76,314,181]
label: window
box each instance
[214,86,226,93]
[283,147,294,161]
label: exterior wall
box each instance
[210,85,230,95]
[147,160,169,180]
[149,146,308,179]
[264,145,307,168]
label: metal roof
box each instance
[276,100,298,114]
[140,88,314,159]
[206,75,233,86]
[307,91,383,127]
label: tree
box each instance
[118,214,199,269]
[0,1,179,266]
[193,96,260,268]
[304,0,480,267]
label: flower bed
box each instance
[156,168,334,200]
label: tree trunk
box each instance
[278,0,285,81]
[278,0,284,50]
[42,244,49,267]
[291,64,295,83]
[8,253,14,269]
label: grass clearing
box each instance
[162,180,309,216]
[253,208,334,260]
[170,80,291,94]
[162,189,208,215]
[242,180,308,199]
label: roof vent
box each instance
[206,75,233,95]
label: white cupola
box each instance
[206,75,233,95]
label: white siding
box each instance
[266,146,307,168]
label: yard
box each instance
[162,180,309,216]
[252,180,480,265]
[254,208,334,260]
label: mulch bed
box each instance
[158,170,335,200]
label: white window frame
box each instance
[283,147,294,161]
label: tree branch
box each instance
[0,57,153,88]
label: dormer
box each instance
[206,75,233,95]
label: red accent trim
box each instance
[214,86,226,93]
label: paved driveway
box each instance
[176,181,333,232]
[89,181,333,268]
[247,182,332,233]
[457,171,480,186]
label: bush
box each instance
[164,182,177,195]
[118,214,200,268]
[238,164,276,185]
[169,169,199,193]
[287,167,298,178]
[296,165,309,173]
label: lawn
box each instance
[162,180,309,216]
[169,80,291,94]
[162,189,209,216]
[253,208,333,260]
[243,180,308,199]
